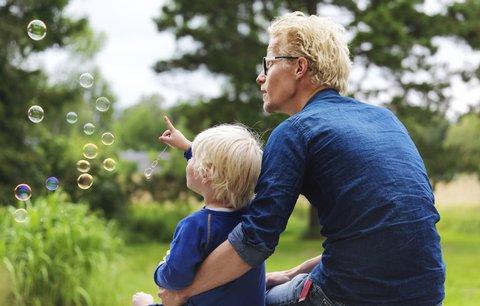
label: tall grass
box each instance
[0,191,122,306]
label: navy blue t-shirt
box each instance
[229,89,445,306]
[155,208,265,306]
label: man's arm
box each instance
[158,240,251,306]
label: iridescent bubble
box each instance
[45,177,59,191]
[14,184,32,201]
[82,143,98,159]
[101,132,115,145]
[151,160,158,168]
[76,160,91,173]
[95,97,110,112]
[79,73,94,88]
[77,173,93,190]
[28,105,44,123]
[144,168,153,180]
[27,20,47,41]
[66,112,78,124]
[83,122,95,135]
[103,158,116,171]
[14,208,29,223]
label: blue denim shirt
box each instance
[229,89,445,306]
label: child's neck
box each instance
[204,202,231,210]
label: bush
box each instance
[0,191,122,306]
[117,200,193,243]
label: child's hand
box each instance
[159,116,192,152]
[132,291,154,306]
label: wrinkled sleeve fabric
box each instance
[229,119,309,267]
[154,215,206,290]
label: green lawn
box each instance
[2,204,479,305]
[111,204,480,306]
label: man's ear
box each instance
[295,57,309,79]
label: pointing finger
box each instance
[164,115,175,131]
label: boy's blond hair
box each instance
[191,124,263,210]
[269,11,351,94]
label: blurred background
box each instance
[0,0,479,305]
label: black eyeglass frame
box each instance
[263,56,299,75]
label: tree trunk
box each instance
[303,205,323,239]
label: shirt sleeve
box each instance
[154,215,207,290]
[229,119,309,267]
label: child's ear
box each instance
[202,166,213,183]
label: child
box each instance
[132,116,265,306]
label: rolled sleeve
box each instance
[228,223,273,267]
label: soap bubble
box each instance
[76,160,91,173]
[27,20,47,41]
[14,184,32,201]
[101,132,115,145]
[79,73,94,88]
[77,173,93,190]
[28,105,44,123]
[144,168,153,180]
[66,112,78,124]
[45,177,59,191]
[103,158,116,171]
[83,122,95,135]
[82,143,98,159]
[14,208,29,223]
[95,97,110,112]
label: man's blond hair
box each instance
[191,124,263,210]
[269,11,351,94]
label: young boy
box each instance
[132,116,265,306]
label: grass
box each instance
[109,203,480,306]
[437,205,480,305]
[1,202,479,305]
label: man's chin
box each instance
[263,102,275,114]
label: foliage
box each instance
[0,191,122,306]
[444,113,480,177]
[0,0,125,216]
[116,200,193,243]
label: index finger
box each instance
[163,115,176,131]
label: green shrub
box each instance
[0,191,122,306]
[117,200,193,243]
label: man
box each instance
[159,11,445,306]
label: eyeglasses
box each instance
[263,56,299,76]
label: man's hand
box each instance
[266,271,291,289]
[158,116,192,152]
[158,287,188,306]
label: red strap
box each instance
[298,278,313,302]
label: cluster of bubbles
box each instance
[13,177,59,223]
[15,20,118,223]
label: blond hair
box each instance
[269,11,351,94]
[191,124,263,210]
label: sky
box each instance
[38,0,223,110]
[37,0,480,117]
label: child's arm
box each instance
[154,216,206,291]
[158,116,191,151]
[266,255,322,289]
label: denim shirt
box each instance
[229,89,445,306]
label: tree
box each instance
[152,0,480,234]
[444,112,480,178]
[0,1,126,215]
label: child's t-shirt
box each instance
[154,207,266,306]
